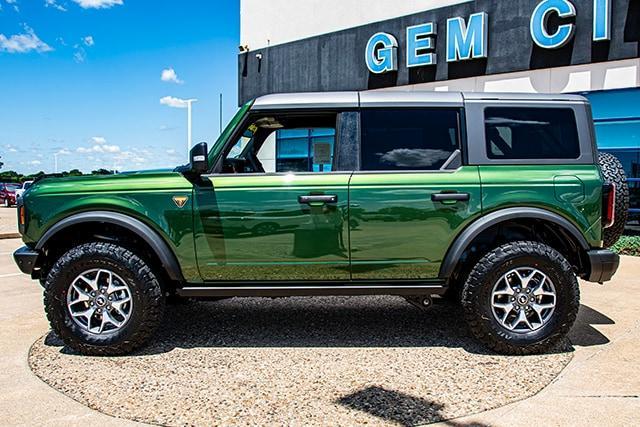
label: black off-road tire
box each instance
[43,242,165,356]
[598,152,629,247]
[461,241,579,355]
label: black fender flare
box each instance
[35,211,184,281]
[439,207,590,280]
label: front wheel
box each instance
[44,242,165,356]
[461,241,579,355]
[3,199,8,207]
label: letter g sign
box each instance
[365,32,398,74]
[530,0,576,49]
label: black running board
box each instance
[177,283,447,298]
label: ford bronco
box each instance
[14,91,628,356]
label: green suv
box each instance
[14,92,628,356]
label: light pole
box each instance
[185,99,198,159]
[53,150,69,173]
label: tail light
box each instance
[602,183,616,229]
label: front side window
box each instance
[485,107,580,160]
[360,109,460,171]
[221,115,336,174]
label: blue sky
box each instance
[0,0,240,174]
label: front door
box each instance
[349,107,482,280]
[194,113,352,282]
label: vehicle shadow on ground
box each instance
[45,297,612,357]
[568,304,614,346]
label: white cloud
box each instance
[160,96,195,109]
[166,148,176,155]
[5,0,19,12]
[77,142,120,154]
[161,68,183,84]
[90,136,106,145]
[56,148,71,155]
[45,0,67,11]
[73,49,86,62]
[72,0,123,9]
[101,144,120,153]
[82,35,94,46]
[29,160,42,166]
[0,26,53,54]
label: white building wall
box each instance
[240,0,472,50]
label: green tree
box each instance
[91,168,114,175]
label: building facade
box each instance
[239,0,640,225]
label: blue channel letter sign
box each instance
[365,1,613,74]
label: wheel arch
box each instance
[439,207,590,281]
[35,211,184,282]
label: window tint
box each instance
[361,109,459,171]
[485,108,580,160]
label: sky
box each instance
[0,0,240,174]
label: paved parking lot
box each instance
[0,206,19,237]
[1,234,639,425]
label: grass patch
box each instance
[611,235,640,257]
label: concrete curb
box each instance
[0,233,20,240]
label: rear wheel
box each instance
[598,152,629,247]
[461,241,579,355]
[3,198,8,207]
[44,242,165,356]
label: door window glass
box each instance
[276,128,335,172]
[360,109,460,171]
[485,107,580,159]
[222,115,336,174]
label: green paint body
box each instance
[20,103,603,284]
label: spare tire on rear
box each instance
[598,152,629,248]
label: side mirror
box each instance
[190,142,208,175]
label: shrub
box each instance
[611,235,640,257]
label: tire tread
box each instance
[43,242,164,356]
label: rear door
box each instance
[348,101,482,280]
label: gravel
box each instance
[29,296,573,426]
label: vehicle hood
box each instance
[27,170,191,196]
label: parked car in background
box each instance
[15,181,34,202]
[0,183,20,207]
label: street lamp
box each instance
[185,99,198,159]
[160,96,198,160]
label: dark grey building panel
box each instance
[239,0,640,104]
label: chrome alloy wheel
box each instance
[66,269,133,334]
[490,267,556,333]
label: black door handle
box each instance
[431,192,470,202]
[298,194,338,205]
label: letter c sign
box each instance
[530,0,576,49]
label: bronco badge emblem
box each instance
[172,196,188,208]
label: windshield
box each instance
[23,182,33,190]
[5,184,20,191]
[207,100,254,166]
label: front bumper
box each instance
[584,249,619,283]
[13,246,39,275]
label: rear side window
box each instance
[361,109,459,171]
[485,107,580,160]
